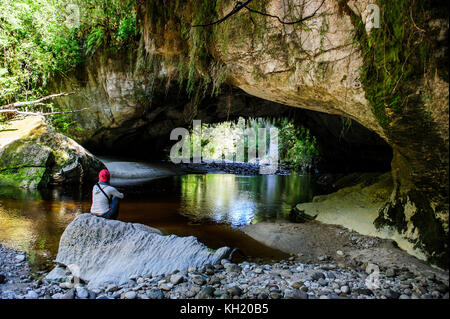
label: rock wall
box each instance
[48,46,300,157]
[294,172,430,259]
[46,214,230,288]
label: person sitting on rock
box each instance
[90,169,124,220]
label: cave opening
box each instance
[87,87,393,176]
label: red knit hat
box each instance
[99,169,110,182]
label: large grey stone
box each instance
[25,291,39,299]
[46,214,229,288]
[76,287,89,299]
[124,291,137,299]
[0,116,105,188]
[45,266,68,282]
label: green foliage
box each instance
[276,118,320,171]
[86,26,106,55]
[340,116,352,138]
[348,0,444,130]
[0,0,138,120]
[47,107,83,138]
[186,0,217,95]
[168,117,320,172]
[0,0,81,104]
[79,0,138,55]
[115,11,138,43]
[142,0,240,114]
[50,30,84,74]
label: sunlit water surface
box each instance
[0,167,319,273]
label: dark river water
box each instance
[0,167,319,273]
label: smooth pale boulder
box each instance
[46,214,230,288]
[0,116,105,188]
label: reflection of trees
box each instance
[183,117,319,171]
[179,174,315,227]
[180,174,241,224]
[0,186,83,271]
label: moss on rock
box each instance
[341,0,449,268]
[0,167,48,189]
[0,116,105,189]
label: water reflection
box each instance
[178,174,315,227]
[0,186,84,272]
[0,173,316,272]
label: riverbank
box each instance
[0,244,41,299]
[1,233,448,300]
[174,161,292,176]
[96,158,294,188]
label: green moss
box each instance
[0,167,48,188]
[0,140,46,168]
[0,127,56,188]
[345,0,443,131]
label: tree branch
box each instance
[192,0,326,27]
[243,0,326,25]
[0,108,88,116]
[0,92,75,110]
[192,0,254,27]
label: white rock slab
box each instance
[46,214,229,288]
